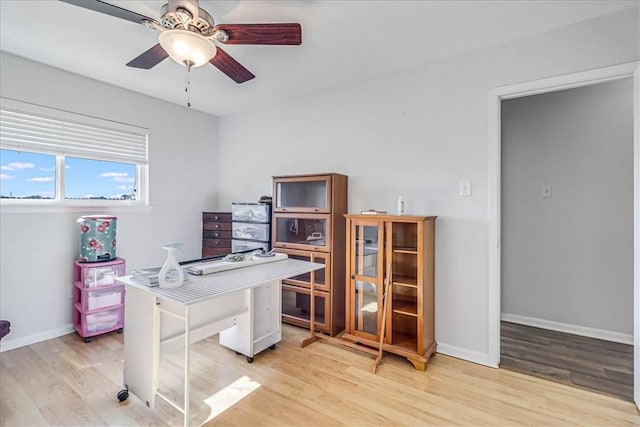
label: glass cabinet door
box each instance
[273,175,332,213]
[281,284,330,332]
[273,213,331,252]
[354,279,378,335]
[348,220,384,341]
[274,248,330,292]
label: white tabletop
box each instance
[117,258,324,306]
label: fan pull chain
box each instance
[185,65,191,108]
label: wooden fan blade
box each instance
[126,44,169,69]
[213,24,302,45]
[59,0,153,25]
[209,47,255,84]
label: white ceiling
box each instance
[1,0,637,116]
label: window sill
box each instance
[0,203,154,214]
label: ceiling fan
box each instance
[59,0,302,84]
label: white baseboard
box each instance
[436,342,497,368]
[0,324,75,352]
[501,313,633,345]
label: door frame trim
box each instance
[487,61,640,406]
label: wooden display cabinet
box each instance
[343,214,436,371]
[272,173,347,336]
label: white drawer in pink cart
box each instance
[82,285,124,311]
[83,306,124,334]
[76,258,126,288]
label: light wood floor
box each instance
[1,324,639,426]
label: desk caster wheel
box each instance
[269,344,276,350]
[117,389,129,402]
[84,337,91,343]
[246,357,254,363]
[117,328,123,334]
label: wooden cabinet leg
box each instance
[407,342,437,371]
[407,356,427,371]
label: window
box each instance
[0,98,148,206]
[0,149,56,199]
[65,157,137,200]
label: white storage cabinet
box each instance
[73,258,126,342]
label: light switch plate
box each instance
[459,180,472,197]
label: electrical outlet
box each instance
[459,180,472,197]
[542,184,552,198]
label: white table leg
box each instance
[183,306,191,427]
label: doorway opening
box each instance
[499,78,633,400]
[487,62,640,405]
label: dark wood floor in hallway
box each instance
[500,321,634,401]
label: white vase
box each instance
[397,196,405,216]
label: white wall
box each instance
[501,78,634,337]
[216,9,640,363]
[0,52,219,351]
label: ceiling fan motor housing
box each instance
[160,4,215,36]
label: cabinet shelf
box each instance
[392,274,418,288]
[393,247,418,254]
[392,301,418,317]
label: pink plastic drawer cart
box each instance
[73,258,126,342]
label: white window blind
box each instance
[0,98,148,165]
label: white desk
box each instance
[116,258,323,427]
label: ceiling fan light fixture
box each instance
[159,29,216,68]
